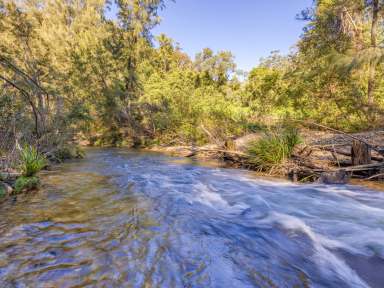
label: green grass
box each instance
[247,127,301,170]
[19,145,46,177]
[14,176,40,193]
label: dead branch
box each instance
[302,120,383,155]
[342,162,384,172]
[366,173,384,180]
[317,146,383,162]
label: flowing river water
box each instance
[0,149,384,288]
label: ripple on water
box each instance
[0,148,383,287]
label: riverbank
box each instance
[0,144,85,202]
[147,129,384,185]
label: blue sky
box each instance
[152,0,313,71]
[107,0,313,72]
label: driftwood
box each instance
[191,147,384,181]
[318,146,383,162]
[304,121,384,155]
[366,173,384,180]
[289,151,384,182]
[342,162,384,172]
[186,147,251,167]
[190,147,249,158]
[290,162,384,183]
[297,121,384,181]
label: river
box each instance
[0,149,383,287]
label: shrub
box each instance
[247,127,301,169]
[14,176,40,193]
[19,146,46,177]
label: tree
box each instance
[367,0,381,106]
[290,0,384,128]
[194,48,236,86]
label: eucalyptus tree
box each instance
[329,0,384,110]
[0,0,108,149]
[194,48,236,86]
[291,0,384,128]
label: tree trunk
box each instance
[367,0,379,107]
[351,140,371,166]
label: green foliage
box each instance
[247,127,301,169]
[140,68,249,144]
[19,146,46,177]
[194,48,236,85]
[14,176,40,193]
[1,0,383,159]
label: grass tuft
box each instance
[247,127,301,170]
[19,145,46,177]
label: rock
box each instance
[318,170,350,184]
[0,181,13,196]
[0,171,21,181]
[233,133,263,152]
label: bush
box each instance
[247,127,301,169]
[14,176,40,193]
[19,146,46,177]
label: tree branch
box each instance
[0,56,50,98]
[0,75,41,136]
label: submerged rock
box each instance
[318,170,350,184]
[0,182,13,197]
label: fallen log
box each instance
[342,162,384,172]
[366,173,384,180]
[190,147,249,158]
[303,121,384,155]
[317,146,383,162]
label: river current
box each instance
[0,149,383,287]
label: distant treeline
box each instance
[1,0,383,151]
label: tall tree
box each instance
[367,0,381,106]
